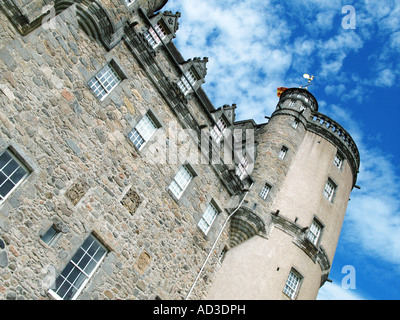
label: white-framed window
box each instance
[0,149,30,204]
[88,63,122,101]
[169,165,193,199]
[198,202,219,235]
[283,269,302,300]
[278,146,288,160]
[210,117,227,143]
[144,22,167,48]
[177,68,197,95]
[124,0,135,6]
[128,112,159,150]
[235,157,248,180]
[334,153,343,169]
[259,183,271,200]
[306,219,323,246]
[292,119,299,129]
[48,234,108,300]
[323,178,337,203]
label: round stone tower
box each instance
[207,88,360,300]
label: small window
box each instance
[198,202,219,235]
[306,219,323,246]
[210,117,227,143]
[144,22,167,48]
[278,146,288,160]
[169,165,193,199]
[41,225,60,246]
[88,62,122,101]
[323,178,337,203]
[283,269,302,300]
[235,157,248,180]
[259,183,271,200]
[48,234,108,300]
[125,0,135,6]
[0,149,30,203]
[128,112,159,150]
[292,119,299,129]
[288,100,295,108]
[334,153,343,169]
[177,68,198,95]
[218,246,228,264]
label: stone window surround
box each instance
[259,182,272,200]
[334,151,345,171]
[85,56,128,104]
[48,231,113,300]
[167,163,198,204]
[305,216,325,247]
[197,199,222,236]
[177,67,198,96]
[323,177,338,203]
[283,267,303,300]
[127,108,164,153]
[48,233,109,300]
[278,145,288,160]
[0,142,38,207]
[144,21,168,49]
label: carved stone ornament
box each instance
[64,180,90,206]
[134,251,151,275]
[121,188,142,215]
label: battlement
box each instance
[308,112,360,187]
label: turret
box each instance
[207,88,360,300]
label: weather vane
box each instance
[300,74,315,90]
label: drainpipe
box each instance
[185,182,254,300]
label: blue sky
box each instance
[163,0,400,300]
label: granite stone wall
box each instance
[0,3,232,300]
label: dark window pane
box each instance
[10,166,27,184]
[71,248,85,264]
[73,271,87,290]
[77,253,91,270]
[0,151,11,169]
[93,246,107,262]
[81,236,94,251]
[0,180,14,198]
[56,280,71,299]
[84,258,97,275]
[60,262,74,279]
[66,266,81,285]
[63,284,77,300]
[87,240,100,257]
[41,226,58,245]
[0,172,6,185]
[2,159,19,176]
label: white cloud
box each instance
[324,105,400,269]
[317,282,366,300]
[374,68,396,87]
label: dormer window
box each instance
[177,68,198,95]
[144,22,168,48]
[235,157,248,180]
[210,117,227,143]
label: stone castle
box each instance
[0,0,360,300]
